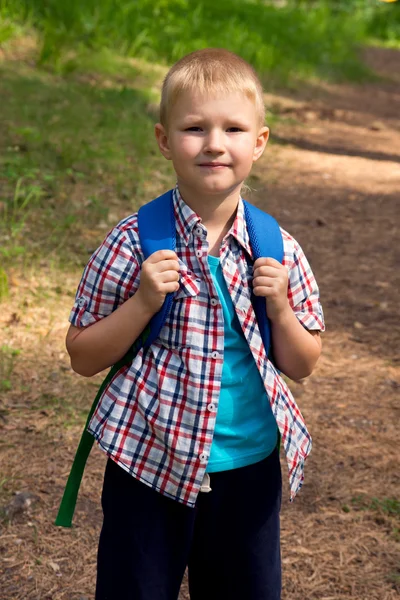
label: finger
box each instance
[154,259,180,273]
[147,250,179,263]
[253,285,276,297]
[159,270,180,283]
[253,266,285,279]
[253,277,276,289]
[162,280,180,293]
[253,257,282,269]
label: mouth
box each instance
[198,163,230,169]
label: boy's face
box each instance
[155,90,269,201]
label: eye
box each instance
[185,126,203,132]
[227,127,243,133]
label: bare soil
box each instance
[1,47,399,599]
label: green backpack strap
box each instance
[55,190,176,527]
[54,373,111,527]
[54,348,137,527]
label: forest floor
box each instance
[0,45,399,599]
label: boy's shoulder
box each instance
[278,226,309,269]
[113,211,139,234]
[279,226,298,252]
[96,212,143,260]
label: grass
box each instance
[0,1,398,281]
[346,494,400,543]
[0,55,173,273]
[351,494,400,517]
[1,0,372,81]
[0,37,296,277]
[0,268,8,301]
[31,392,90,429]
[0,345,21,392]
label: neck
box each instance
[177,182,241,228]
[177,183,242,257]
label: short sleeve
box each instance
[69,218,143,328]
[282,229,325,332]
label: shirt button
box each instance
[196,250,202,258]
[207,403,216,412]
[210,298,218,306]
[211,351,219,359]
[78,296,87,307]
[195,227,203,236]
[199,452,208,464]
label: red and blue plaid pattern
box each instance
[70,188,325,506]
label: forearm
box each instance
[66,291,155,377]
[270,305,322,381]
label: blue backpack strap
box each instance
[55,190,175,528]
[138,189,176,347]
[243,200,284,356]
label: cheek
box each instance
[232,141,258,165]
[174,136,200,159]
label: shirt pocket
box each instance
[157,265,201,350]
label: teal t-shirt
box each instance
[206,255,278,473]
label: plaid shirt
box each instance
[70,187,325,506]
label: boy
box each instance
[66,48,324,600]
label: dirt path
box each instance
[1,47,399,599]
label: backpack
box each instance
[55,189,283,527]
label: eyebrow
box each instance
[179,115,252,125]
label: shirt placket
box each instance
[189,224,225,490]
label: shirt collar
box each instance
[173,186,201,246]
[173,185,253,258]
[229,196,253,259]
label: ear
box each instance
[155,123,172,160]
[253,126,269,162]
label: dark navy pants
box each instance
[96,449,282,600]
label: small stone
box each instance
[4,491,39,520]
[369,121,384,131]
[48,561,60,572]
[304,110,318,121]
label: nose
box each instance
[204,129,224,154]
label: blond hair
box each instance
[160,48,265,128]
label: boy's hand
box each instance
[136,250,180,314]
[252,257,290,321]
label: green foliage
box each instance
[0,17,18,43]
[1,0,373,81]
[349,494,400,543]
[0,345,21,392]
[0,60,166,267]
[0,0,397,270]
[351,494,400,516]
[367,1,400,46]
[0,268,9,301]
[1,178,44,238]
